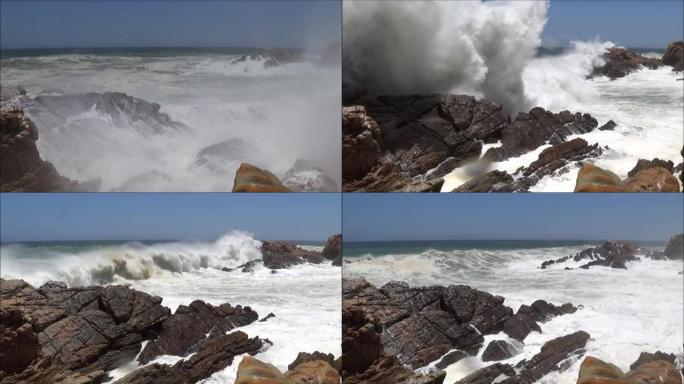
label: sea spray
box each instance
[343,0,548,114]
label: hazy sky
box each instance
[344,194,684,242]
[0,0,340,49]
[544,0,684,48]
[0,194,340,242]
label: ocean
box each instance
[344,239,684,384]
[0,47,341,191]
[0,231,341,383]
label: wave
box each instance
[0,231,263,287]
[343,0,548,114]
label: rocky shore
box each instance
[342,43,684,193]
[342,277,683,384]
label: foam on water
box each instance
[1,232,340,382]
[345,245,684,383]
[0,53,341,191]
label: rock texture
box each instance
[322,234,342,266]
[662,41,684,72]
[0,107,98,192]
[232,163,291,192]
[577,355,682,384]
[234,356,340,384]
[574,164,631,192]
[664,234,684,260]
[575,162,680,193]
[541,241,642,270]
[503,300,576,342]
[592,47,661,79]
[260,241,325,269]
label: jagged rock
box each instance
[627,158,675,177]
[343,355,446,384]
[501,300,576,342]
[593,47,662,79]
[577,355,682,384]
[0,308,40,374]
[452,170,514,192]
[288,351,337,371]
[235,356,290,384]
[137,300,257,364]
[629,351,677,370]
[342,105,382,182]
[663,41,684,72]
[502,314,541,342]
[484,108,598,161]
[435,350,469,370]
[628,360,682,384]
[576,356,632,384]
[482,340,520,362]
[232,163,291,192]
[322,234,342,266]
[624,166,680,192]
[285,360,340,384]
[100,285,170,332]
[664,234,684,260]
[453,363,516,384]
[598,120,617,131]
[541,241,641,270]
[260,241,325,269]
[94,92,187,134]
[574,163,632,192]
[282,159,338,192]
[499,331,590,383]
[0,107,98,192]
[259,313,276,322]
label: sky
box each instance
[343,194,684,242]
[0,193,340,242]
[544,0,684,48]
[0,0,340,49]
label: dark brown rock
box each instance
[434,350,469,370]
[663,41,684,72]
[451,170,514,192]
[344,355,446,384]
[322,234,342,266]
[593,47,662,79]
[482,340,520,362]
[288,351,337,371]
[627,158,675,177]
[0,308,40,374]
[502,314,541,342]
[625,166,680,192]
[453,363,516,384]
[664,234,684,260]
[629,351,677,370]
[261,240,325,269]
[598,120,617,131]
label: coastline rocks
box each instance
[502,300,576,341]
[577,355,682,384]
[344,355,446,384]
[662,41,684,72]
[452,170,514,193]
[454,363,516,384]
[342,105,381,181]
[285,360,340,384]
[0,309,40,374]
[322,234,342,266]
[541,241,641,270]
[261,240,325,269]
[234,356,340,384]
[482,340,521,362]
[574,164,631,192]
[627,158,675,177]
[0,107,98,192]
[435,350,469,370]
[232,163,291,192]
[593,47,661,79]
[288,351,338,371]
[598,120,617,131]
[137,300,258,364]
[624,167,680,192]
[664,234,684,259]
[575,162,680,193]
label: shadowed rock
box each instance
[260,240,325,269]
[592,47,661,79]
[322,234,342,266]
[453,363,516,384]
[663,41,684,72]
[664,234,684,260]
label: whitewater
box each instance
[0,231,341,382]
[344,243,684,383]
[0,50,341,191]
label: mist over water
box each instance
[343,0,548,114]
[0,51,341,191]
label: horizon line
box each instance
[343,238,671,243]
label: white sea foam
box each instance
[345,246,684,383]
[0,53,341,191]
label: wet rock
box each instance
[574,163,632,192]
[261,240,325,269]
[627,158,675,177]
[577,355,683,384]
[282,159,338,192]
[576,356,632,384]
[629,351,677,370]
[664,234,684,260]
[624,166,680,192]
[223,259,262,273]
[0,107,98,192]
[542,241,641,270]
[482,340,520,362]
[451,170,514,192]
[288,351,337,371]
[100,285,170,332]
[94,92,187,134]
[322,234,342,266]
[434,350,469,370]
[235,356,290,384]
[342,105,382,182]
[343,355,446,384]
[663,41,684,72]
[598,120,617,131]
[259,313,276,322]
[593,47,662,79]
[453,363,516,384]
[232,163,291,192]
[137,300,258,364]
[628,359,682,384]
[285,360,340,384]
[0,308,40,374]
[500,331,590,383]
[517,300,577,322]
[502,314,541,342]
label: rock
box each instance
[484,108,598,161]
[577,355,683,384]
[629,351,677,370]
[235,356,290,384]
[598,120,617,131]
[282,159,338,192]
[662,41,684,72]
[500,331,590,383]
[542,241,641,270]
[574,163,632,192]
[628,359,682,384]
[0,308,40,374]
[137,300,258,364]
[94,92,187,134]
[482,340,520,362]
[517,300,577,322]
[435,350,469,370]
[343,355,446,384]
[288,351,337,371]
[342,105,382,182]
[100,285,170,332]
[576,356,632,384]
[502,314,542,342]
[0,107,98,192]
[664,234,684,259]
[627,158,675,177]
[593,47,662,79]
[624,166,680,192]
[453,363,516,384]
[232,163,291,192]
[452,170,514,192]
[285,360,340,384]
[322,234,342,266]
[261,240,325,269]
[259,313,276,322]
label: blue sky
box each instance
[343,194,684,242]
[0,0,340,49]
[544,0,684,48]
[0,194,340,242]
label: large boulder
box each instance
[232,163,291,192]
[343,355,446,384]
[624,167,680,192]
[577,355,682,384]
[502,300,576,341]
[451,170,514,192]
[664,234,684,259]
[285,360,340,384]
[627,158,675,177]
[322,234,342,266]
[235,356,290,384]
[593,47,662,79]
[0,308,40,374]
[574,164,632,192]
[481,340,520,362]
[662,41,684,72]
[541,241,641,270]
[261,240,325,269]
[454,363,516,384]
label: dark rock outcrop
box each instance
[453,363,516,384]
[322,234,342,266]
[664,234,684,260]
[593,47,661,79]
[598,120,617,131]
[434,350,469,370]
[627,158,675,177]
[577,355,683,384]
[451,170,514,193]
[232,163,291,192]
[288,351,338,371]
[344,355,446,384]
[0,107,98,192]
[260,240,325,269]
[481,340,520,362]
[541,241,641,270]
[502,300,576,341]
[662,41,684,72]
